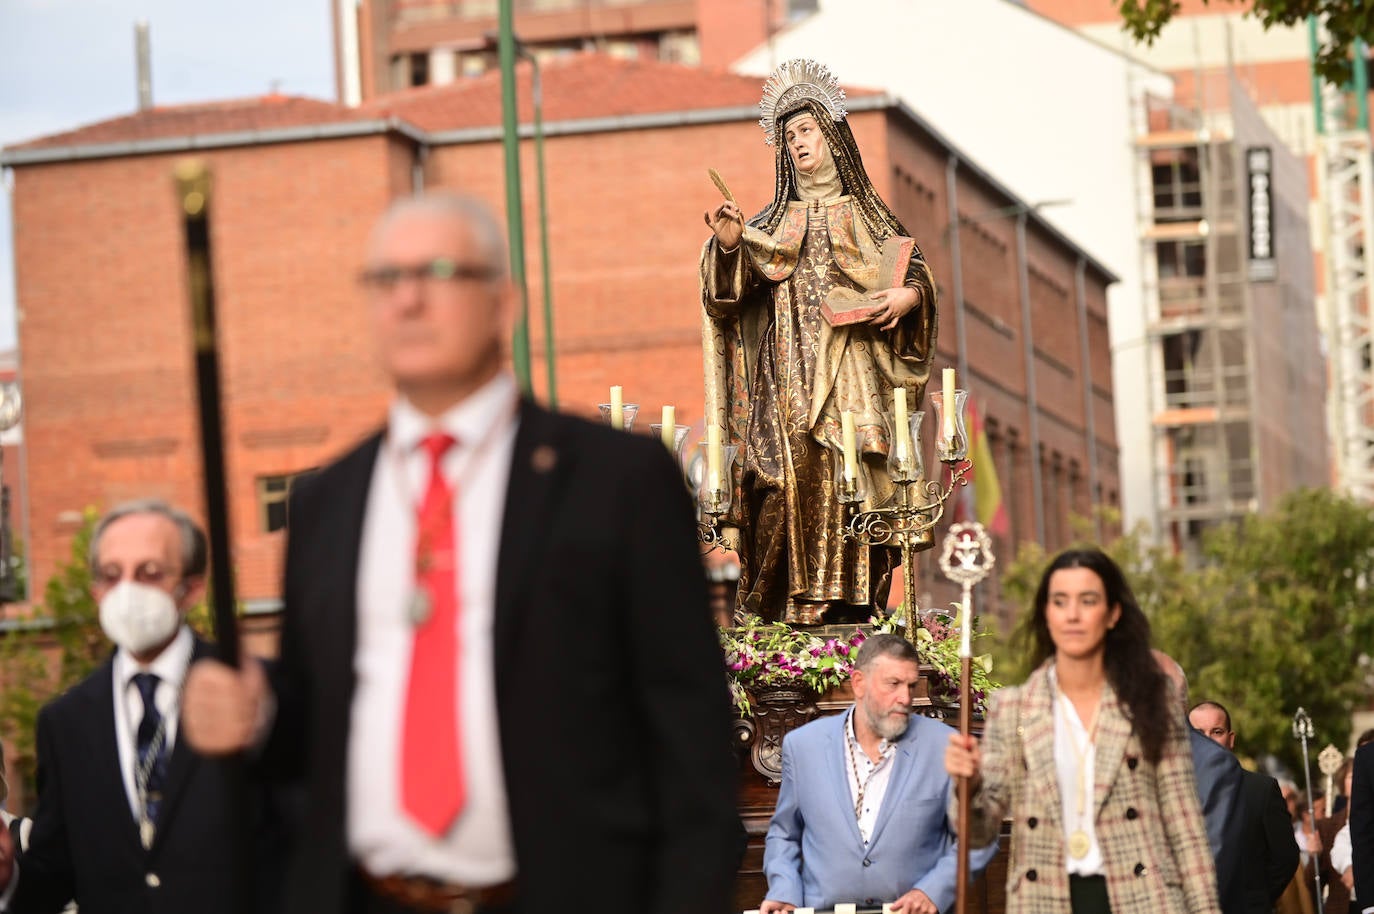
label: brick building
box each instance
[2,54,1117,628]
[334,0,813,102]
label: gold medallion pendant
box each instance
[1067,829,1091,859]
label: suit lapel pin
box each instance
[531,444,557,473]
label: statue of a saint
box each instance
[701,60,938,624]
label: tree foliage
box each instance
[1114,0,1373,85]
[0,508,107,791]
[996,488,1374,775]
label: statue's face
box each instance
[784,114,827,175]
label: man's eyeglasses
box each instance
[359,258,500,291]
[92,561,180,590]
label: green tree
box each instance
[997,488,1374,774]
[1114,1,1372,84]
[0,509,108,790]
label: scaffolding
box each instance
[1133,89,1258,557]
[1311,20,1374,501]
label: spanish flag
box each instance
[951,398,1009,536]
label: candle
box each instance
[941,368,956,441]
[707,424,723,491]
[893,387,909,463]
[610,385,624,430]
[841,411,857,482]
[660,405,676,449]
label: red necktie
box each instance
[401,432,465,835]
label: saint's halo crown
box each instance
[758,58,848,146]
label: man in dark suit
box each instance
[1189,699,1299,914]
[184,192,741,914]
[1155,652,1244,904]
[1352,740,1374,912]
[0,500,276,914]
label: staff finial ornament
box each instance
[757,58,847,146]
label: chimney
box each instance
[135,21,153,110]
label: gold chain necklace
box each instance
[1056,689,1101,860]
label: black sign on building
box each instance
[1247,146,1277,282]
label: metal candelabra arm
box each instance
[840,458,972,640]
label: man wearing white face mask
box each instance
[0,499,282,914]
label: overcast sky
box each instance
[0,0,337,351]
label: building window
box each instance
[1152,152,1203,217]
[257,470,316,533]
[408,52,429,88]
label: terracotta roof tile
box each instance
[7,95,370,152]
[362,53,882,132]
[6,55,885,154]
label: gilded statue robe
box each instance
[701,194,937,623]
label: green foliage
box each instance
[0,508,107,791]
[997,488,1374,774]
[1114,0,1372,85]
[720,610,1001,717]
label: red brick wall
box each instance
[11,134,414,600]
[10,106,1116,617]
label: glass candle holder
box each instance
[597,402,640,432]
[697,443,739,515]
[930,389,968,463]
[650,423,691,462]
[888,410,925,484]
[831,447,869,504]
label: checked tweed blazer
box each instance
[958,662,1220,914]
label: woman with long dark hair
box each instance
[945,548,1219,914]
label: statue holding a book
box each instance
[700,59,939,625]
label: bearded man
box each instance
[759,634,996,914]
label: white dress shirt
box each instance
[843,708,896,846]
[347,372,518,884]
[111,625,194,821]
[1331,820,1354,901]
[1053,680,1104,876]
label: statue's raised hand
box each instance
[703,201,744,251]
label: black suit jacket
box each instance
[1190,727,1242,898]
[266,398,741,914]
[1351,743,1374,905]
[13,639,277,914]
[1220,768,1300,914]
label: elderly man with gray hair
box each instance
[0,498,282,914]
[761,633,999,914]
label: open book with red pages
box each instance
[820,235,916,327]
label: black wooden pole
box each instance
[173,160,249,914]
[173,160,239,667]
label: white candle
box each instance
[610,385,624,430]
[841,411,857,482]
[893,387,909,463]
[707,424,723,491]
[942,368,956,440]
[660,405,676,449]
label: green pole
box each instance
[498,0,532,396]
[1308,15,1326,136]
[1355,40,1369,132]
[529,56,558,408]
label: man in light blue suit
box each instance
[761,634,999,913]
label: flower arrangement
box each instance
[719,607,999,717]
